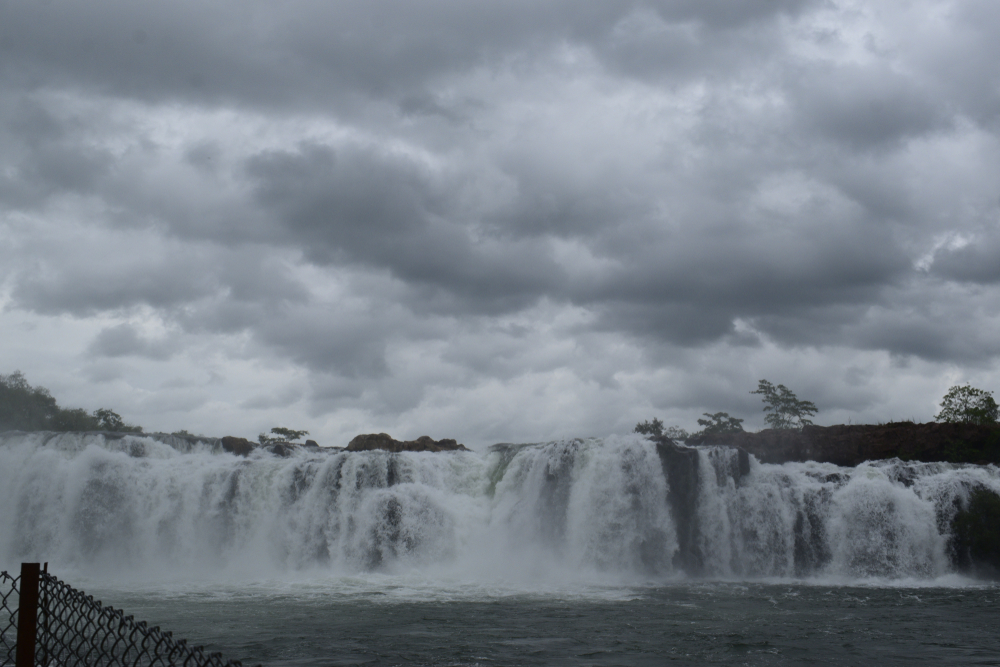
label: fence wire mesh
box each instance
[0,571,17,666]
[1,569,248,667]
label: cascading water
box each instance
[1,430,998,582]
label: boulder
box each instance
[346,433,470,453]
[267,442,295,457]
[220,436,255,457]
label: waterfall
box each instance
[1,431,998,581]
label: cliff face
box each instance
[695,422,1000,467]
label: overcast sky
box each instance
[2,0,998,448]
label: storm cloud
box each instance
[1,0,998,446]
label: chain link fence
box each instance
[1,564,250,667]
[1,571,17,666]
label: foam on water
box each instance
[2,431,998,589]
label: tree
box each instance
[93,408,143,433]
[935,385,999,425]
[634,419,690,441]
[751,379,817,430]
[0,371,58,430]
[695,412,745,435]
[51,408,100,431]
[0,370,142,433]
[664,425,691,441]
[259,426,309,445]
[634,418,664,437]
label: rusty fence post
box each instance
[15,563,40,667]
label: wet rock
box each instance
[304,439,319,448]
[346,433,470,452]
[951,487,1000,579]
[652,438,703,575]
[220,436,255,457]
[268,443,295,457]
[696,422,1000,467]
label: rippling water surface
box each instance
[84,578,999,666]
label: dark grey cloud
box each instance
[0,0,823,114]
[2,0,1000,442]
[11,252,217,316]
[929,231,1000,284]
[0,98,114,210]
[245,141,567,312]
[88,323,179,360]
[790,64,951,149]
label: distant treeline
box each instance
[0,371,142,433]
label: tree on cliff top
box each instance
[259,426,309,445]
[0,371,142,433]
[935,385,998,425]
[695,412,744,435]
[93,408,143,433]
[634,418,664,436]
[634,418,690,441]
[752,380,817,430]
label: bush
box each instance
[751,379,817,430]
[935,385,999,425]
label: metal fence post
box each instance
[15,563,40,667]
[39,563,48,667]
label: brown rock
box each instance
[694,422,1000,466]
[220,436,255,457]
[268,442,295,457]
[346,433,470,453]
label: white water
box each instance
[1,431,998,585]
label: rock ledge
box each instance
[347,433,469,453]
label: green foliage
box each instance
[695,412,744,435]
[633,418,690,441]
[634,418,664,437]
[751,379,817,430]
[0,371,142,433]
[935,385,999,425]
[94,408,143,433]
[259,426,310,445]
[664,425,690,441]
[0,371,59,431]
[51,408,100,431]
